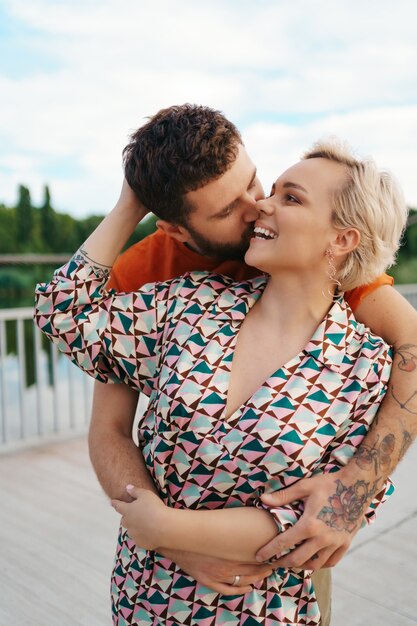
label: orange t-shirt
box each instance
[107,229,393,313]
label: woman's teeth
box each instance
[253,226,278,240]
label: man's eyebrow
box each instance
[283,181,308,194]
[211,167,257,218]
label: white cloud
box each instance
[244,105,417,206]
[1,0,417,215]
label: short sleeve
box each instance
[345,274,394,313]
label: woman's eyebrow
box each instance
[283,181,308,194]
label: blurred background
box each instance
[0,2,416,625]
[0,0,417,307]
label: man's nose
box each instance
[242,197,260,222]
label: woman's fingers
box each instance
[222,569,274,591]
[213,582,254,596]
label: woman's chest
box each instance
[143,342,352,500]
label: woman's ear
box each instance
[156,220,190,244]
[332,227,361,258]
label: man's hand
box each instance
[255,471,372,570]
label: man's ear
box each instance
[156,219,190,244]
[332,227,361,258]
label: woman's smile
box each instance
[252,223,279,241]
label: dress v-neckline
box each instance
[221,342,304,424]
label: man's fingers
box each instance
[273,540,334,571]
[301,547,336,571]
[320,544,348,568]
[256,523,309,562]
[261,480,310,507]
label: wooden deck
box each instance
[0,438,118,626]
[1,436,416,626]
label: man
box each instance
[89,104,417,625]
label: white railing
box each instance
[1,284,417,451]
[0,307,94,452]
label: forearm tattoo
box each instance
[399,429,413,461]
[391,344,417,415]
[317,478,379,533]
[72,246,112,280]
[355,433,395,474]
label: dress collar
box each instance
[211,277,355,373]
[304,297,356,372]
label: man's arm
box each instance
[255,285,417,569]
[88,381,157,501]
[351,286,417,471]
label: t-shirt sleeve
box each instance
[345,273,394,313]
[34,257,169,396]
[106,247,135,292]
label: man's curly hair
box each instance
[123,104,242,225]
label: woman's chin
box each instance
[244,249,268,273]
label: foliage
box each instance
[15,185,34,248]
[0,185,158,255]
[0,185,160,306]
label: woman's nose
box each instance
[256,198,274,215]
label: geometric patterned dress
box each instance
[34,259,393,626]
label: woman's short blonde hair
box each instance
[303,140,409,292]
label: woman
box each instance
[34,140,407,625]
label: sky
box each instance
[1,0,417,218]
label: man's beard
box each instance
[184,223,253,261]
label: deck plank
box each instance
[0,437,118,626]
[1,436,416,625]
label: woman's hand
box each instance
[111,485,170,550]
[115,178,149,220]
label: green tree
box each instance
[40,185,57,250]
[0,205,17,252]
[15,185,34,250]
[52,212,80,252]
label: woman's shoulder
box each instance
[340,297,392,366]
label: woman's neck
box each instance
[254,271,337,335]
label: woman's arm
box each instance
[112,486,279,563]
[77,179,147,268]
[34,181,165,392]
